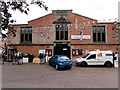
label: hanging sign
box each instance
[71,35,91,39]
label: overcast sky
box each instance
[10,0,120,24]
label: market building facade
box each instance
[7,10,119,60]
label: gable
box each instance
[27,10,98,26]
[73,13,97,21]
[28,13,53,25]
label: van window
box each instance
[106,54,113,56]
[87,54,96,59]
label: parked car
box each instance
[76,50,114,67]
[48,55,72,70]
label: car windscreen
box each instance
[59,56,69,60]
[82,53,90,58]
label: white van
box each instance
[76,50,114,67]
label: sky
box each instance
[10,0,120,24]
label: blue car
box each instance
[48,55,72,70]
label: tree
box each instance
[0,0,48,38]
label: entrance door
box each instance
[54,44,70,58]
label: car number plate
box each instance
[64,62,68,63]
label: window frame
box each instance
[92,25,106,43]
[20,26,32,43]
[55,24,69,40]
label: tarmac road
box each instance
[2,62,118,88]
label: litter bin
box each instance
[29,55,34,62]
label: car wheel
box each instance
[105,62,112,67]
[55,64,59,70]
[81,62,87,67]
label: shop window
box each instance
[72,49,82,56]
[92,26,106,43]
[20,26,32,43]
[55,25,68,40]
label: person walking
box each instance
[114,52,118,67]
[39,53,44,64]
[1,52,5,64]
[13,52,17,65]
[114,52,118,61]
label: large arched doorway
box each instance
[54,44,71,58]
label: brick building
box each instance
[0,34,8,54]
[7,10,119,60]
[0,34,4,53]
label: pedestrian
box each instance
[1,52,5,64]
[16,52,22,65]
[45,54,48,63]
[19,52,23,64]
[113,52,117,60]
[43,53,46,63]
[39,53,44,64]
[112,52,118,67]
[114,52,118,61]
[13,52,17,65]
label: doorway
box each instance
[54,44,71,58]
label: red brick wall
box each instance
[8,10,119,59]
[72,44,118,58]
[9,45,52,57]
[11,10,118,45]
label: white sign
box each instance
[23,58,29,63]
[71,35,91,39]
[83,35,91,39]
[39,49,46,54]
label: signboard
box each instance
[23,58,29,63]
[97,53,102,57]
[39,49,46,54]
[71,35,91,39]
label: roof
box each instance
[28,13,52,23]
[52,9,72,11]
[73,13,97,21]
[98,22,117,24]
[28,10,98,23]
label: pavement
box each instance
[1,62,119,88]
